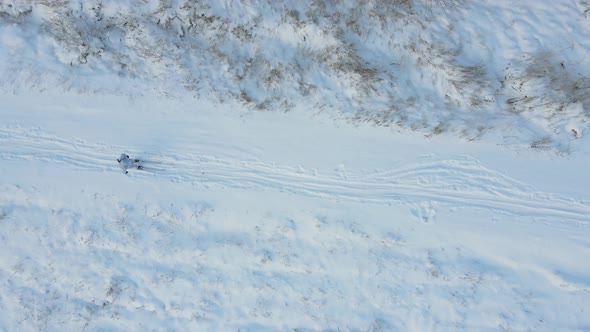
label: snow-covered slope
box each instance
[1,1,590,331]
[1,0,589,151]
[1,95,589,331]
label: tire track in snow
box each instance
[1,126,589,224]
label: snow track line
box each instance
[1,127,589,224]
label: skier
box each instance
[117,153,143,174]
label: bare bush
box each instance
[506,51,590,113]
[503,50,590,146]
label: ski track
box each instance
[1,126,589,224]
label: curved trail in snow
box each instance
[1,126,589,224]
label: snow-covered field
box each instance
[1,1,590,331]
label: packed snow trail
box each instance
[1,126,589,224]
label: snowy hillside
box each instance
[1,1,590,331]
[2,0,590,151]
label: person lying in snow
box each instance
[117,153,143,174]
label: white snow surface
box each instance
[1,1,590,331]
